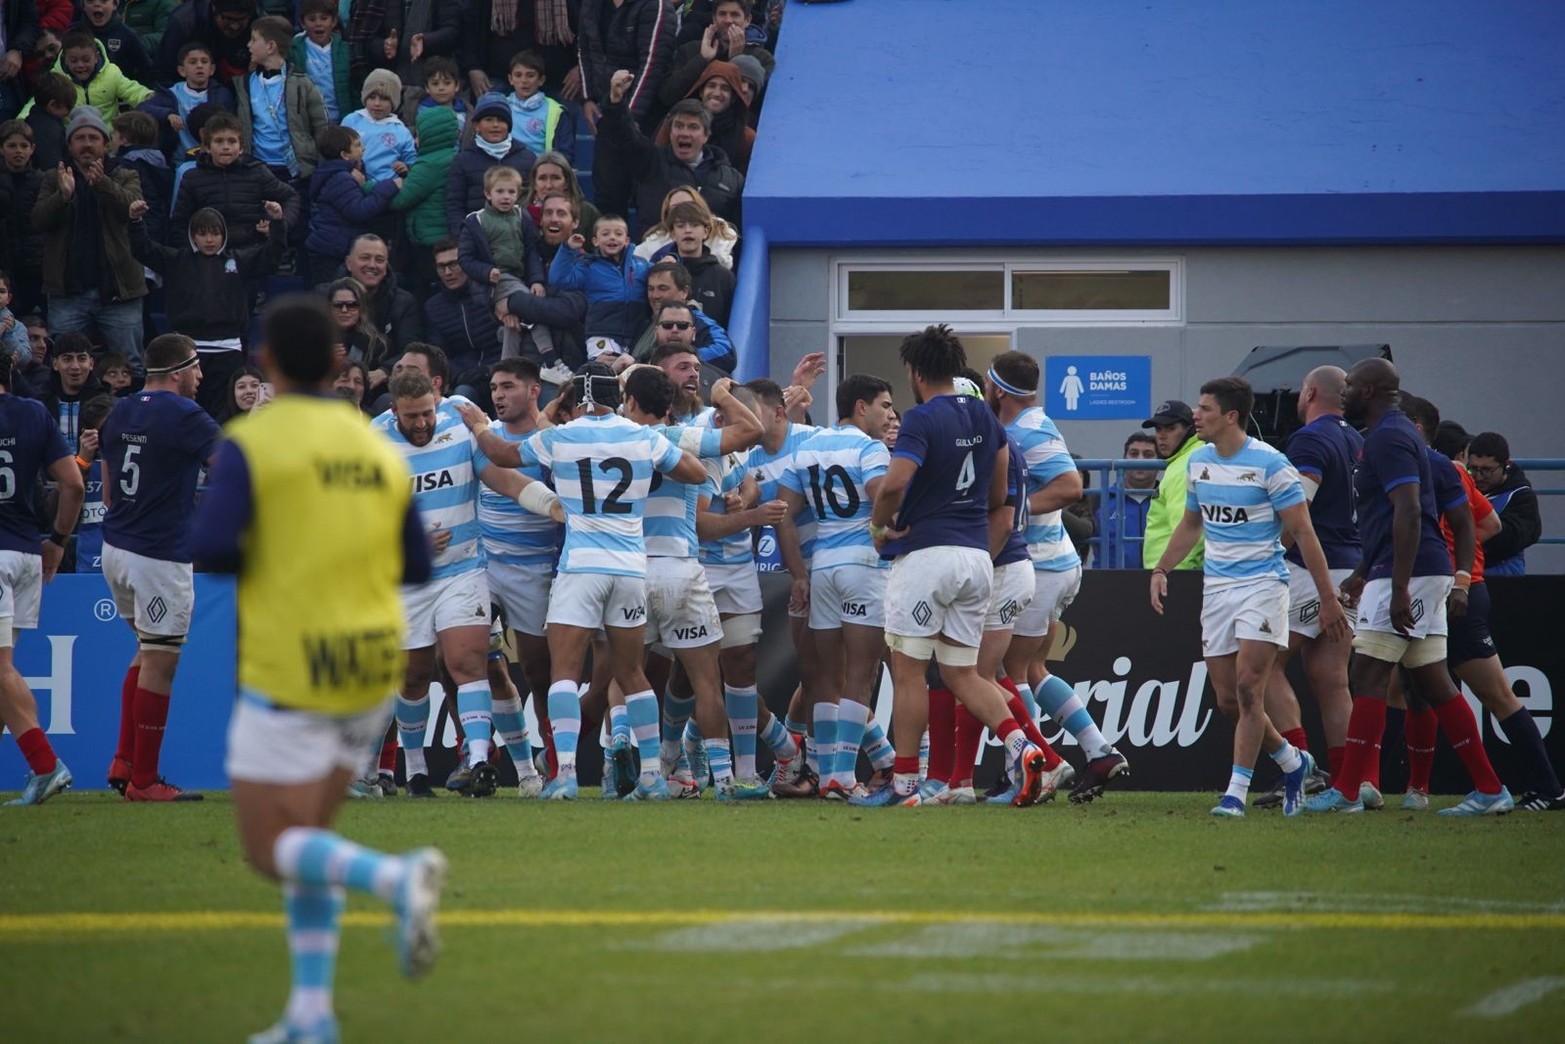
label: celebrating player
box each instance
[1150,376,1348,817]
[101,334,221,802]
[192,295,447,1043]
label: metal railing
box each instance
[1511,460,1563,547]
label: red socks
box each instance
[378,732,398,775]
[953,704,984,788]
[16,728,57,776]
[129,688,171,789]
[1004,694,1061,768]
[1335,697,1387,797]
[1281,727,1309,755]
[1405,708,1437,792]
[926,687,955,785]
[1434,698,1502,794]
[114,665,141,766]
[1327,745,1345,781]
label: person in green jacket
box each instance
[1141,399,1205,570]
[391,104,458,256]
[122,0,178,56]
[20,32,153,124]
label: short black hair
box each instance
[112,110,158,146]
[316,124,357,160]
[647,259,691,292]
[508,50,546,75]
[80,394,117,432]
[60,29,97,54]
[1123,431,1157,454]
[836,374,892,422]
[1199,375,1255,427]
[1432,420,1472,460]
[651,339,698,365]
[491,358,541,383]
[624,366,676,419]
[145,332,197,372]
[0,119,33,144]
[1399,392,1439,437]
[667,99,712,134]
[202,111,244,142]
[262,294,337,383]
[51,331,94,360]
[988,350,1039,395]
[898,324,967,385]
[298,0,338,22]
[33,72,77,111]
[431,236,459,256]
[401,342,450,392]
[1468,431,1511,463]
[743,378,783,408]
[423,55,459,84]
[176,41,215,65]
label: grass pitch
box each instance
[3,789,1563,1043]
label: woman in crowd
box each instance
[635,187,737,269]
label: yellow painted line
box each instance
[2,908,1563,936]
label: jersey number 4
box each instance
[577,457,632,515]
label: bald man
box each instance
[1304,359,1512,815]
[1254,367,1359,808]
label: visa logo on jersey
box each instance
[412,469,457,493]
[1201,504,1251,524]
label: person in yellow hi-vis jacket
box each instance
[1142,399,1205,571]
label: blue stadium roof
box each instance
[745,0,1565,245]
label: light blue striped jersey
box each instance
[646,423,724,559]
[698,451,755,567]
[747,422,819,560]
[372,397,491,580]
[477,423,561,567]
[1007,406,1082,572]
[518,412,683,577]
[1184,437,1306,588]
[779,423,889,572]
[673,405,716,428]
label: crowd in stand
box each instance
[0,0,776,438]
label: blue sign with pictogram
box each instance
[1045,355,1151,420]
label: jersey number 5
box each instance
[577,457,632,515]
[119,444,142,498]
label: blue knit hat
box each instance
[472,92,512,130]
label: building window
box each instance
[1010,268,1172,312]
[847,269,1005,312]
[836,259,1181,324]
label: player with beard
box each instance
[1304,359,1512,815]
[373,362,561,799]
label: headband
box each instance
[986,367,1035,397]
[146,353,200,376]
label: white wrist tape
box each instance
[516,482,561,517]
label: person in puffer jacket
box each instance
[547,213,650,365]
[305,124,401,284]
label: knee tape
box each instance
[932,642,980,668]
[886,632,937,661]
[720,613,763,650]
[1401,635,1447,669]
[1352,629,1409,664]
[137,631,186,654]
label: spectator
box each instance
[38,330,106,450]
[167,98,223,195]
[323,232,424,352]
[1095,431,1159,568]
[1432,419,1472,463]
[655,59,752,173]
[457,164,547,364]
[547,211,650,365]
[234,15,327,183]
[463,0,579,101]
[289,0,350,123]
[342,68,414,185]
[598,71,744,225]
[629,257,732,370]
[154,0,257,88]
[491,195,588,378]
[24,30,153,122]
[128,199,285,415]
[122,0,177,57]
[1064,455,1096,563]
[326,275,392,394]
[0,0,43,121]
[422,236,502,396]
[663,199,733,326]
[634,186,737,269]
[505,49,575,162]
[1468,431,1542,576]
[80,0,156,89]
[11,313,52,395]
[110,109,170,240]
[521,148,598,235]
[666,1,775,92]
[577,0,676,132]
[389,104,459,287]
[169,110,299,252]
[332,356,371,412]
[306,124,399,283]
[22,28,66,93]
[218,363,265,422]
[33,105,148,366]
[68,391,116,573]
[362,0,462,116]
[0,119,45,316]
[138,42,236,161]
[444,91,535,234]
[94,350,133,394]
[729,53,766,120]
[1140,398,1203,570]
[0,269,28,366]
[25,71,77,170]
[416,55,465,129]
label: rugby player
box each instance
[192,295,446,1043]
[1151,376,1348,816]
[100,334,221,801]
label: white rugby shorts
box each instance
[884,545,993,650]
[1287,563,1356,638]
[0,549,42,646]
[102,542,194,637]
[488,559,553,638]
[225,691,392,785]
[1201,578,1289,658]
[985,559,1037,633]
[547,571,646,630]
[645,557,722,649]
[1356,575,1451,640]
[400,570,491,649]
[809,563,887,630]
[1013,564,1081,637]
[704,561,764,616]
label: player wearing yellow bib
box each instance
[191,295,446,1044]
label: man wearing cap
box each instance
[32,105,148,369]
[1141,398,1203,571]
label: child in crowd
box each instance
[289,0,351,122]
[343,69,415,184]
[306,125,401,283]
[70,392,118,574]
[128,199,286,416]
[80,0,156,88]
[94,353,135,395]
[235,15,327,184]
[445,92,535,233]
[506,50,574,163]
[635,187,737,269]
[170,111,300,252]
[548,213,650,366]
[28,29,152,122]
[390,105,460,289]
[418,56,467,129]
[665,199,734,327]
[458,165,555,372]
[24,72,76,170]
[111,110,171,242]
[139,42,235,160]
[0,270,29,367]
[0,121,44,317]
